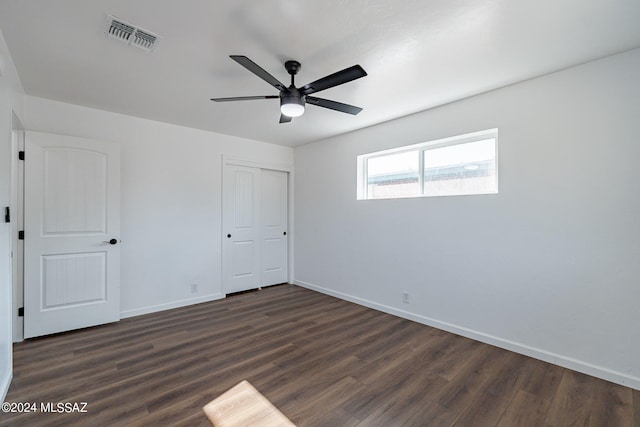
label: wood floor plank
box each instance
[281,376,365,425]
[298,406,361,427]
[433,346,508,414]
[1,284,637,426]
[634,389,640,427]
[518,357,564,399]
[496,389,551,427]
[587,377,634,426]
[340,359,446,421]
[355,368,454,427]
[544,370,597,426]
[450,353,528,427]
[451,392,511,427]
[403,400,458,427]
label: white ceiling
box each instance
[1,0,639,147]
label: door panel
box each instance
[24,132,120,338]
[43,148,107,234]
[223,165,260,293]
[261,170,288,286]
[233,170,255,228]
[42,253,106,308]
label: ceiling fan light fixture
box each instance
[281,102,304,118]
[280,95,305,117]
[211,56,367,123]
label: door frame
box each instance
[10,112,24,342]
[221,156,294,294]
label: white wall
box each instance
[23,96,293,320]
[0,28,24,401]
[294,48,640,390]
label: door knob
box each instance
[227,234,232,238]
[283,232,287,236]
[102,238,119,245]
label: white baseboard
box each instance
[1,372,11,403]
[295,279,640,391]
[120,293,225,319]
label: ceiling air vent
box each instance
[107,19,134,42]
[132,30,157,51]
[105,16,159,52]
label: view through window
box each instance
[358,129,498,200]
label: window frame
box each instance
[357,128,498,200]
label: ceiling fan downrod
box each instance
[281,60,305,117]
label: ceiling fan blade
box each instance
[300,65,367,95]
[210,95,279,102]
[306,96,363,115]
[230,55,288,92]
[279,114,292,124]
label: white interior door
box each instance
[24,132,120,339]
[223,165,261,294]
[261,169,288,286]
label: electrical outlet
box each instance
[190,284,198,293]
[402,292,410,304]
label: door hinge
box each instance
[18,150,25,161]
[18,307,24,317]
[4,207,9,223]
[18,230,24,240]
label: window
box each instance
[357,129,498,200]
[367,150,419,199]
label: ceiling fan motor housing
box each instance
[280,86,305,117]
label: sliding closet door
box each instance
[222,165,261,294]
[222,164,288,294]
[260,170,288,286]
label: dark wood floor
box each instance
[2,284,639,426]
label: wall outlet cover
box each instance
[402,292,410,304]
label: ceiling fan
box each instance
[211,55,367,123]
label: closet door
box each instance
[222,164,288,294]
[261,170,288,286]
[222,165,261,294]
